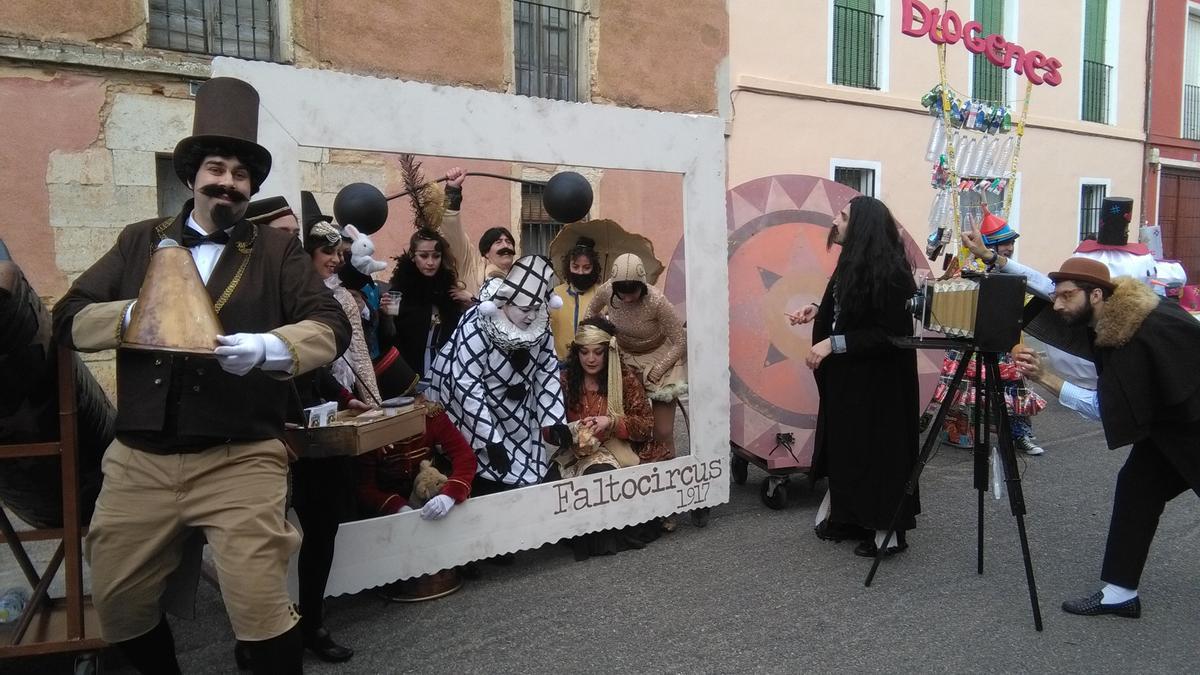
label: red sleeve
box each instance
[355,450,408,516]
[428,411,477,503]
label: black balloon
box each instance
[333,182,389,235]
[543,171,593,223]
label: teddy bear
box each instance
[342,224,388,276]
[408,459,448,508]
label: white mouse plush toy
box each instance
[342,224,388,275]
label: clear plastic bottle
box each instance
[0,588,29,623]
[925,116,946,163]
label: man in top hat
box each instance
[246,195,299,237]
[53,77,350,674]
[428,255,571,495]
[1016,257,1200,619]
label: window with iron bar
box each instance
[1183,11,1200,140]
[971,0,1007,103]
[1079,183,1107,241]
[520,182,562,257]
[832,0,881,90]
[148,0,276,62]
[1081,0,1111,124]
[514,0,588,102]
[833,166,875,198]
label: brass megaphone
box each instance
[333,170,594,235]
[123,239,224,354]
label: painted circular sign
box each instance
[664,175,939,470]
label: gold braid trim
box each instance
[269,329,301,377]
[444,478,472,499]
[213,225,257,314]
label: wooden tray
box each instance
[285,404,425,458]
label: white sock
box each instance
[1100,583,1137,604]
[875,530,892,548]
[815,490,831,527]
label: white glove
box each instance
[420,494,455,520]
[213,333,267,376]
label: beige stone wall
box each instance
[291,0,510,89]
[593,0,728,113]
[0,1,145,44]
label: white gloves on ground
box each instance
[420,495,455,520]
[214,333,267,376]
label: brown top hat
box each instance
[1049,257,1115,292]
[173,78,272,191]
[244,195,293,224]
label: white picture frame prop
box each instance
[212,58,729,595]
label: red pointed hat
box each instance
[979,207,1018,245]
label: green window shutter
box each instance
[972,0,1006,102]
[833,0,879,89]
[1082,0,1110,122]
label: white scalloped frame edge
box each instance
[211,57,729,596]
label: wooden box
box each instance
[284,405,426,459]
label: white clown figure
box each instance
[429,255,571,494]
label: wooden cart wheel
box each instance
[760,477,788,510]
[730,454,749,485]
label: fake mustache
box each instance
[497,247,516,256]
[199,184,248,203]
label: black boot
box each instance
[113,616,181,675]
[302,625,354,663]
[234,640,252,671]
[245,622,304,675]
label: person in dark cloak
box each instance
[790,195,920,558]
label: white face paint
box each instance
[502,303,537,329]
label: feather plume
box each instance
[399,153,446,231]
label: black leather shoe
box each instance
[853,532,908,558]
[233,640,252,671]
[1062,592,1141,618]
[303,626,354,663]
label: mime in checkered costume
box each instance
[429,255,572,494]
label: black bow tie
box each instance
[181,228,231,248]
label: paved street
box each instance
[7,400,1200,673]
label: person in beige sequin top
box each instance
[586,253,687,458]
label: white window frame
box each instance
[1078,177,1112,241]
[826,0,892,92]
[829,158,882,198]
[1077,0,1122,125]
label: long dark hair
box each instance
[834,196,914,323]
[564,316,617,408]
[389,228,459,292]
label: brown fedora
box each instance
[1049,257,1115,292]
[173,77,272,190]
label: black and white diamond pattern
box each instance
[429,306,566,486]
[494,255,558,308]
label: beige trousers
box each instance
[84,438,300,642]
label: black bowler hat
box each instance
[173,78,272,191]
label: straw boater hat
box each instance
[172,78,272,192]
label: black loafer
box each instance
[303,626,354,663]
[853,540,908,558]
[1062,592,1141,618]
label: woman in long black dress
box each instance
[792,195,920,557]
